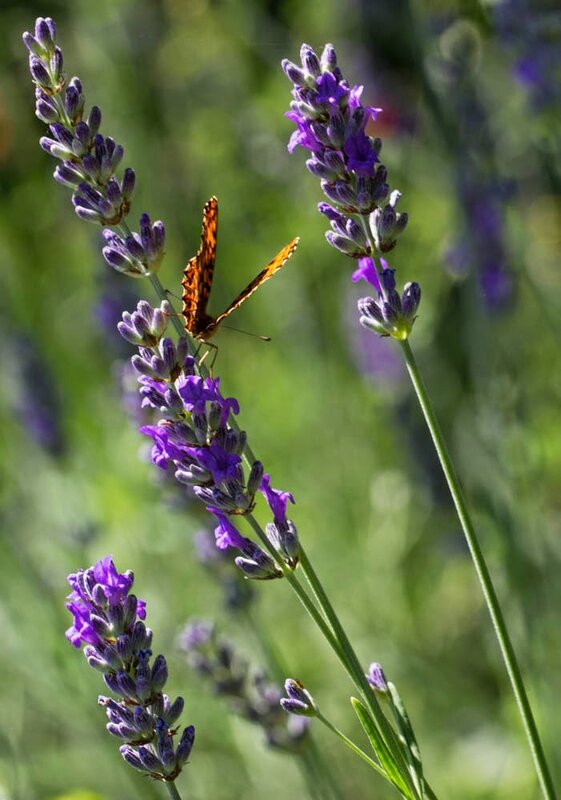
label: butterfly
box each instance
[181,196,299,342]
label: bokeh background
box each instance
[1,1,561,798]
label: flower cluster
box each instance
[23,17,164,278]
[179,620,309,752]
[66,556,195,781]
[282,43,407,258]
[355,259,421,341]
[283,44,419,340]
[118,300,300,578]
[280,679,318,718]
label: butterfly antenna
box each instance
[221,324,271,342]
[165,288,182,301]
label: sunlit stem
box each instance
[399,337,556,800]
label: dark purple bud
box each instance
[86,651,110,672]
[36,97,58,124]
[120,745,151,773]
[326,110,346,148]
[106,178,122,208]
[90,614,112,639]
[323,149,346,175]
[107,721,137,740]
[151,654,168,692]
[318,202,344,223]
[23,32,43,57]
[104,246,133,273]
[320,43,338,72]
[53,161,85,189]
[347,106,366,137]
[116,634,133,663]
[116,671,138,701]
[121,168,136,203]
[300,44,321,77]
[380,267,396,292]
[136,744,164,772]
[247,461,264,496]
[281,59,307,87]
[87,105,102,137]
[345,218,368,248]
[358,296,383,322]
[64,81,84,121]
[176,725,196,765]
[281,678,317,717]
[35,17,56,50]
[131,620,151,651]
[382,290,402,324]
[306,157,337,181]
[309,121,332,147]
[165,696,185,726]
[130,707,152,737]
[50,47,63,82]
[29,56,51,87]
[402,282,421,319]
[325,232,365,257]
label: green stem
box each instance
[165,782,183,800]
[298,547,421,797]
[317,711,388,779]
[245,516,421,799]
[399,338,556,800]
[240,609,344,800]
[245,515,347,666]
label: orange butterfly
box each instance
[181,197,299,341]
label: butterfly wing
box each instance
[181,196,218,335]
[212,237,300,329]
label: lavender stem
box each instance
[245,514,421,798]
[399,338,556,800]
[165,783,183,800]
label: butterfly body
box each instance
[181,197,299,342]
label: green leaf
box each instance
[388,682,425,798]
[351,697,416,800]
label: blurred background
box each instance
[1,0,561,798]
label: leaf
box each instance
[351,697,416,799]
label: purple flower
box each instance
[366,662,389,693]
[213,513,247,550]
[23,16,165,277]
[65,554,195,781]
[352,257,381,292]
[344,130,378,176]
[259,474,295,527]
[283,43,416,335]
[188,439,241,484]
[120,300,298,577]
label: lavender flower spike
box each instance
[120,300,299,577]
[66,555,195,782]
[23,17,164,277]
[283,43,418,339]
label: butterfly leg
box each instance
[196,341,219,375]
